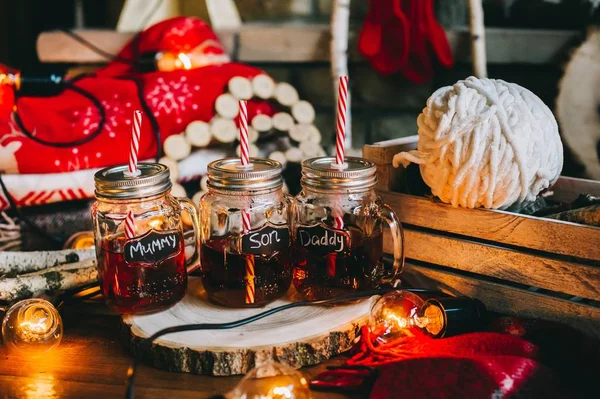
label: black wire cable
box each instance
[12,80,107,148]
[124,287,438,399]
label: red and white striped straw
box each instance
[238,100,255,303]
[334,76,349,167]
[127,110,143,176]
[329,76,349,275]
[242,210,255,304]
[239,100,250,166]
[125,210,136,239]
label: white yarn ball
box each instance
[393,77,563,209]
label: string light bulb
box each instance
[369,291,487,342]
[224,362,312,399]
[1,298,63,356]
[369,291,446,342]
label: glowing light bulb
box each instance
[369,291,446,343]
[0,64,21,89]
[1,299,63,356]
[227,362,312,399]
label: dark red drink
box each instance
[293,227,385,300]
[97,234,187,314]
[200,237,293,307]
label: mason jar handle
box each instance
[177,197,201,274]
[378,203,405,285]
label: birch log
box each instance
[228,76,253,100]
[291,101,316,124]
[210,117,238,143]
[0,248,95,277]
[122,277,373,376]
[252,74,276,99]
[185,121,212,148]
[164,134,192,161]
[215,93,240,119]
[158,157,180,183]
[274,83,299,106]
[0,259,97,302]
[331,0,352,148]
[468,0,487,78]
[272,112,295,132]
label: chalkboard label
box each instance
[242,224,290,255]
[297,224,349,253]
[124,229,182,265]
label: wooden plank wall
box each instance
[36,25,580,64]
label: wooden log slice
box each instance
[251,114,273,132]
[122,277,373,376]
[285,147,304,163]
[272,112,295,132]
[274,82,299,107]
[252,74,275,99]
[291,101,316,124]
[248,126,259,144]
[185,121,212,148]
[164,134,192,161]
[210,117,238,143]
[228,76,254,100]
[200,175,209,192]
[268,151,288,168]
[158,156,180,183]
[215,93,240,119]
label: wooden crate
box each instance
[363,137,600,338]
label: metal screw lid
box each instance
[301,156,377,191]
[94,163,172,199]
[207,157,283,192]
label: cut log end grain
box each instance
[274,82,299,106]
[289,124,318,143]
[121,277,373,376]
[171,183,187,198]
[215,93,240,119]
[300,141,326,158]
[192,191,206,205]
[272,112,295,132]
[164,134,192,161]
[268,151,287,168]
[236,143,259,158]
[285,147,304,163]
[228,76,253,100]
[248,126,259,143]
[185,121,212,148]
[158,157,179,183]
[252,74,275,99]
[251,114,273,132]
[291,101,316,124]
[210,117,238,143]
[200,175,209,192]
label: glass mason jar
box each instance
[92,163,200,314]
[293,156,404,300]
[199,158,293,308]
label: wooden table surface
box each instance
[0,308,358,399]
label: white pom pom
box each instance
[291,100,315,124]
[251,114,273,132]
[393,77,563,210]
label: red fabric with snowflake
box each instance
[0,17,270,175]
